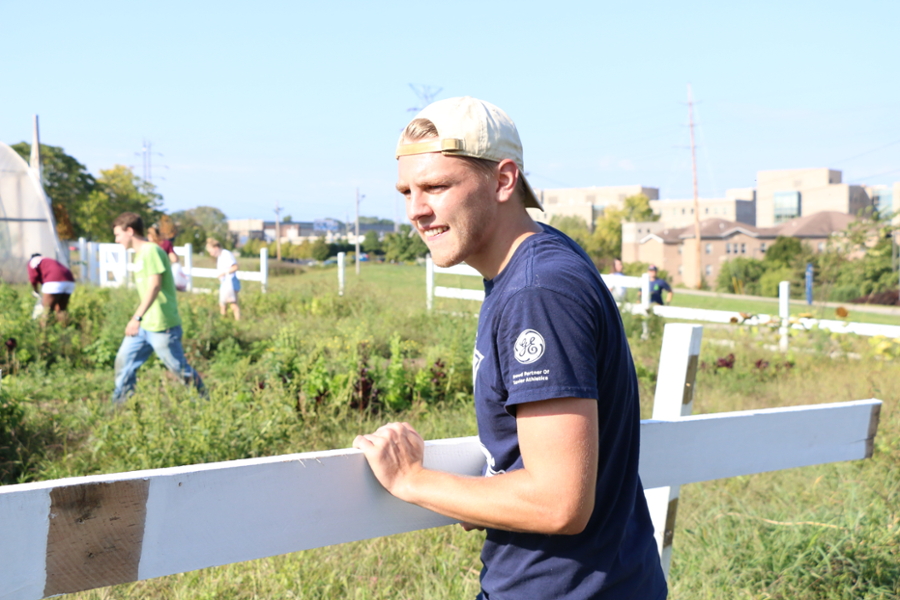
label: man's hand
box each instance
[125,318,141,337]
[353,422,425,500]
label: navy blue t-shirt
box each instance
[649,278,672,305]
[473,224,666,600]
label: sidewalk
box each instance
[674,287,900,317]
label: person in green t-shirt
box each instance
[111,212,204,403]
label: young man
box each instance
[205,238,241,320]
[27,253,76,323]
[647,265,673,305]
[111,212,204,403]
[607,257,627,303]
[354,97,666,599]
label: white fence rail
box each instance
[424,257,898,339]
[76,238,269,293]
[0,402,879,599]
[0,322,882,599]
[425,256,653,310]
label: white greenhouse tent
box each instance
[0,116,66,284]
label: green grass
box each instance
[1,263,898,599]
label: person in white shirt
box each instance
[205,237,241,320]
[607,258,627,304]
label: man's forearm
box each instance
[400,465,593,535]
[134,283,162,318]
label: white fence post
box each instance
[779,281,790,352]
[641,272,651,311]
[426,255,434,311]
[260,247,268,293]
[184,243,193,293]
[126,248,135,288]
[337,251,345,296]
[77,237,87,282]
[86,242,98,285]
[645,323,704,579]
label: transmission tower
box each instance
[407,84,443,113]
[136,140,165,183]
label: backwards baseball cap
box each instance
[396,96,543,211]
[648,264,658,271]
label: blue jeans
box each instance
[112,325,204,403]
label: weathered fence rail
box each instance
[0,323,881,600]
[0,399,879,600]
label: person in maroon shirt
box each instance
[27,254,76,323]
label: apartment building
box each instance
[528,185,659,230]
[756,168,872,227]
[623,211,858,287]
[650,187,757,228]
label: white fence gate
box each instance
[76,239,269,293]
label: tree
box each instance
[383,225,428,262]
[763,236,805,270]
[76,165,162,241]
[589,195,659,266]
[359,216,394,226]
[716,257,766,295]
[12,143,96,239]
[310,238,331,261]
[362,230,382,254]
[170,206,231,250]
[620,194,658,222]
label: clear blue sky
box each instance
[3,1,898,223]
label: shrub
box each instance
[0,382,26,483]
[759,266,797,297]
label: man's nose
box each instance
[406,190,433,222]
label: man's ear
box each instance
[495,159,519,204]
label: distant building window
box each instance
[761,242,767,253]
[726,243,731,254]
[690,208,694,214]
[875,190,894,217]
[678,265,683,274]
[705,264,712,276]
[818,242,825,251]
[705,208,709,214]
[773,191,801,223]
[741,243,746,253]
[678,245,682,254]
[705,243,712,254]
[681,208,685,215]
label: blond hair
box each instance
[205,238,221,249]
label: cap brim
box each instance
[520,173,543,211]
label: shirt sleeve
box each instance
[495,287,600,411]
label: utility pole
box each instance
[688,84,702,289]
[355,188,361,275]
[274,202,282,261]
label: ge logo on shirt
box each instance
[514,329,545,364]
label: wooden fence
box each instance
[0,325,882,600]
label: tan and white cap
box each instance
[396,96,543,210]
